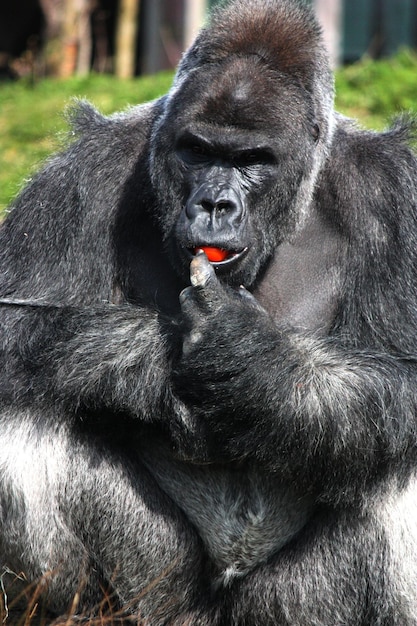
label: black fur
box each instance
[1,0,417,624]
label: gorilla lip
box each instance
[192,246,248,267]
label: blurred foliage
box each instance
[1,50,417,213]
[335,49,417,128]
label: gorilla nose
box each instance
[186,187,243,226]
[201,197,237,215]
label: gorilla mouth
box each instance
[191,246,248,268]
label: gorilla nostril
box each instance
[200,198,236,214]
[201,199,215,212]
[215,200,234,214]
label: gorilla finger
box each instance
[179,286,194,304]
[179,286,208,325]
[190,252,218,289]
[238,286,268,313]
[179,286,199,315]
[182,329,204,356]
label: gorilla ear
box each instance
[312,124,320,142]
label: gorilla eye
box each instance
[190,144,207,156]
[234,150,276,168]
[242,152,260,164]
[176,138,212,165]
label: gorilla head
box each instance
[151,0,335,289]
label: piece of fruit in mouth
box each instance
[194,246,230,262]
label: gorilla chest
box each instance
[142,446,314,584]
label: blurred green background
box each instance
[1,49,417,216]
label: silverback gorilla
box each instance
[1,0,417,624]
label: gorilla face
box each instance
[151,57,322,288]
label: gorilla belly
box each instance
[142,446,315,584]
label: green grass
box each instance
[1,50,417,214]
[335,49,417,128]
[0,72,173,213]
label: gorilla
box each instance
[1,0,417,624]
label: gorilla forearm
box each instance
[175,259,417,502]
[0,304,177,422]
[225,335,415,497]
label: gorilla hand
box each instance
[173,252,274,460]
[181,252,265,354]
[181,249,269,352]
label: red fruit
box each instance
[196,247,229,262]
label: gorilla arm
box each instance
[174,253,417,505]
[0,301,181,423]
[0,100,185,428]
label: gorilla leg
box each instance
[0,411,210,624]
[225,482,417,626]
